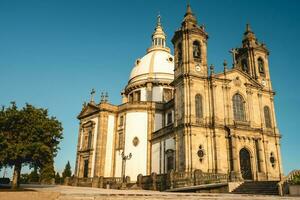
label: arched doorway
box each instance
[239,148,252,180]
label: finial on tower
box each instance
[90,88,95,103]
[157,14,161,27]
[186,3,193,15]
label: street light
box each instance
[121,151,132,188]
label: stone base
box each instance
[229,171,243,182]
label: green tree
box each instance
[55,172,61,184]
[62,161,72,178]
[40,158,55,184]
[0,102,63,189]
[20,173,29,184]
[28,167,40,183]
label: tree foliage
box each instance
[0,102,63,188]
[62,161,72,178]
[55,172,61,184]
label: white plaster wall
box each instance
[154,113,162,131]
[114,150,122,177]
[152,86,163,102]
[140,87,147,101]
[124,112,148,180]
[104,115,115,177]
[151,142,160,173]
[90,117,99,177]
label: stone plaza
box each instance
[1,185,300,200]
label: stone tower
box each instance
[172,5,214,172]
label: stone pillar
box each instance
[168,170,174,189]
[230,135,242,181]
[151,172,157,191]
[257,139,266,174]
[92,177,100,188]
[99,176,104,188]
[137,174,143,188]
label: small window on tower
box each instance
[177,43,182,61]
[167,112,172,125]
[241,59,249,73]
[258,58,265,74]
[193,41,201,59]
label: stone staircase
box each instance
[232,181,279,195]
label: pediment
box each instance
[216,68,262,88]
[77,103,99,119]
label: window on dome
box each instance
[193,41,201,59]
[129,93,133,102]
[133,90,141,102]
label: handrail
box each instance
[278,169,300,196]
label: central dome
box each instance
[129,49,174,83]
[128,15,174,84]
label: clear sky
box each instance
[0,0,299,175]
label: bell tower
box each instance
[233,24,272,89]
[172,4,209,171]
[172,4,208,78]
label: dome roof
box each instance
[129,49,174,83]
[128,15,174,84]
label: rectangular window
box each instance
[83,160,89,178]
[133,90,141,102]
[119,116,124,127]
[118,131,124,149]
[87,130,92,149]
[167,112,172,125]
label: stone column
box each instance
[257,139,266,174]
[230,134,242,181]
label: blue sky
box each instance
[0,0,299,175]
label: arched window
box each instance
[258,58,265,74]
[195,94,203,119]
[193,41,201,58]
[233,94,245,121]
[177,43,182,61]
[264,106,272,128]
[242,59,248,73]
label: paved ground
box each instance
[7,184,297,200]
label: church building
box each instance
[74,5,283,182]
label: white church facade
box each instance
[74,5,283,182]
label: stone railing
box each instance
[278,170,300,196]
[64,176,123,189]
[137,170,229,191]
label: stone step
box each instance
[232,181,279,196]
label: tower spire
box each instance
[147,14,170,53]
[182,3,197,26]
[243,23,257,46]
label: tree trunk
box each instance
[12,162,22,189]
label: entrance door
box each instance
[239,148,252,180]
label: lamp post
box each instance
[121,151,132,189]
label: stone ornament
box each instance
[132,136,139,147]
[197,145,205,162]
